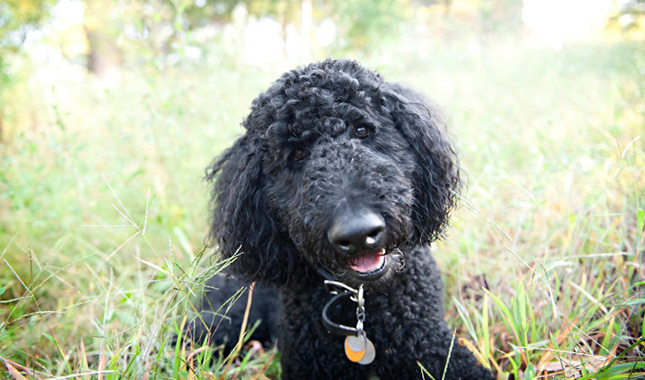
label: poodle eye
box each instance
[352,125,370,139]
[291,149,307,162]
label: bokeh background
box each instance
[0,1,643,379]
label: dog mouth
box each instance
[347,248,390,280]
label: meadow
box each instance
[0,37,644,379]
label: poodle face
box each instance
[207,59,460,288]
[265,119,415,288]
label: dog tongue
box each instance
[349,252,384,273]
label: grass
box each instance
[0,35,644,379]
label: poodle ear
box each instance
[382,84,461,244]
[206,132,300,285]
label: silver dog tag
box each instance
[358,336,375,365]
[346,334,366,352]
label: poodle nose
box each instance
[328,209,385,254]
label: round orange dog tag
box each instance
[344,335,366,362]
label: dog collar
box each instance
[316,266,376,365]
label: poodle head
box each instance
[207,59,460,289]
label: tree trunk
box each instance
[83,1,121,85]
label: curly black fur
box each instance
[191,59,494,380]
[184,276,281,353]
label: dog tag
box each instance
[357,337,375,365]
[344,335,366,362]
[346,334,366,352]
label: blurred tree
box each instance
[0,0,56,48]
[608,0,645,34]
[75,0,416,67]
[478,0,523,35]
[84,0,123,81]
[443,0,453,15]
[455,0,523,36]
[0,0,55,141]
[181,0,411,52]
[183,0,305,49]
[184,0,302,28]
[327,0,411,49]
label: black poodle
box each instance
[188,59,495,380]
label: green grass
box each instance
[1,37,643,379]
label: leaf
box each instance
[579,361,645,380]
[452,297,477,341]
[486,289,519,341]
[43,332,61,350]
[4,361,28,380]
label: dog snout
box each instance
[327,209,385,254]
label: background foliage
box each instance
[0,0,643,379]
